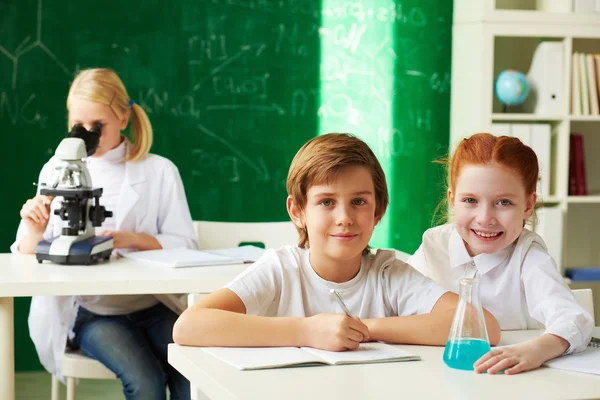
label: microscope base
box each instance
[35,235,114,265]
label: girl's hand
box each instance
[20,195,54,233]
[98,231,162,251]
[98,230,138,249]
[474,334,569,375]
[303,314,370,351]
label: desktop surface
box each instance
[0,253,247,296]
[169,330,600,400]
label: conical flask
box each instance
[443,278,491,370]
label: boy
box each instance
[174,133,500,350]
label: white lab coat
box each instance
[408,224,594,354]
[11,151,198,380]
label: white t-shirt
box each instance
[226,245,448,318]
[408,223,594,354]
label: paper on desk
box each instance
[206,245,265,263]
[123,248,243,268]
[544,347,600,375]
[544,327,600,375]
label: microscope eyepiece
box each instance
[67,123,101,156]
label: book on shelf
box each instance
[596,54,600,103]
[586,53,599,115]
[201,342,420,371]
[569,133,587,196]
[572,52,600,115]
[572,52,581,115]
[580,53,591,115]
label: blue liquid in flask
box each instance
[443,338,491,370]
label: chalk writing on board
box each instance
[188,34,229,64]
[137,89,201,119]
[206,104,286,115]
[0,92,47,127]
[192,149,240,182]
[430,72,450,93]
[318,93,361,126]
[211,74,269,98]
[209,0,319,18]
[408,107,432,133]
[318,23,368,54]
[273,23,318,57]
[197,124,270,181]
[291,88,318,117]
[322,3,427,27]
[0,0,71,90]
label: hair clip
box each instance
[128,99,135,107]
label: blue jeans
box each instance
[72,302,190,400]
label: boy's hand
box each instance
[303,314,370,351]
[474,334,569,375]
[20,195,54,233]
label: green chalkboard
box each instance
[1,0,452,371]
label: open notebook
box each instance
[201,342,420,370]
[543,328,600,375]
[122,246,264,268]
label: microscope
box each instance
[35,123,114,265]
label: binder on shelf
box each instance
[565,268,600,281]
[573,0,599,13]
[511,124,532,147]
[535,0,572,12]
[525,42,563,115]
[531,124,552,199]
[572,53,581,115]
[586,53,599,115]
[490,123,511,136]
[533,207,564,271]
[491,123,551,199]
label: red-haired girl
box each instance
[409,133,593,375]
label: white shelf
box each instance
[538,196,562,204]
[492,113,565,122]
[567,195,600,204]
[452,0,600,274]
[453,2,600,26]
[569,115,600,122]
[484,10,600,25]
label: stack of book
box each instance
[571,52,600,115]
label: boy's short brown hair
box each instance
[286,133,389,248]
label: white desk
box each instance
[168,330,600,400]
[0,253,247,400]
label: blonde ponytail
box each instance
[126,103,153,161]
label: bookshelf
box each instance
[451,0,600,278]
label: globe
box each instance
[494,70,530,106]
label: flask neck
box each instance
[458,278,480,305]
